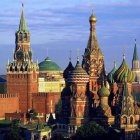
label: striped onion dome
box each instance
[114,55,135,83]
[67,60,89,83]
[108,61,117,84]
[98,82,110,97]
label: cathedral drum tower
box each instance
[6,4,39,113]
[82,10,105,106]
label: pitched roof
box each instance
[19,4,28,32]
[133,43,139,61]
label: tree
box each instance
[72,121,107,140]
[4,119,24,140]
[26,109,37,121]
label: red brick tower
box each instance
[68,58,89,125]
[6,4,39,113]
[82,10,105,106]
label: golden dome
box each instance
[89,9,97,22]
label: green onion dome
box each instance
[63,61,74,79]
[67,60,89,83]
[97,83,110,97]
[107,61,117,84]
[114,55,135,83]
[39,57,62,71]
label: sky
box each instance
[0,0,140,74]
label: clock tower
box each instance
[6,4,39,113]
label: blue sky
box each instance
[0,0,140,74]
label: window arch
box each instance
[122,116,127,124]
[130,116,134,124]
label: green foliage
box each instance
[55,99,62,120]
[73,121,107,140]
[55,99,62,115]
[4,119,24,140]
[26,109,37,120]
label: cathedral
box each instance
[0,3,140,140]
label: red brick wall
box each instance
[32,92,61,114]
[7,72,38,113]
[0,94,19,118]
[5,112,26,124]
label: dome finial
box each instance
[89,8,96,22]
[77,48,80,62]
[135,38,137,44]
[22,0,24,8]
[92,8,94,16]
[69,49,72,62]
[114,57,117,68]
[123,53,126,60]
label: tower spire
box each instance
[77,48,80,62]
[69,50,72,62]
[19,2,27,31]
[133,39,139,61]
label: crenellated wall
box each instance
[0,93,19,118]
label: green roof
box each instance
[98,84,110,97]
[133,43,139,61]
[39,57,62,71]
[18,4,29,33]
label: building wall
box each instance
[32,92,61,115]
[7,72,38,113]
[39,78,65,93]
[0,94,19,118]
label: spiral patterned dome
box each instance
[108,61,117,84]
[98,83,110,97]
[114,56,135,83]
[67,60,89,83]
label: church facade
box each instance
[0,3,140,140]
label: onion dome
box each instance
[114,55,135,83]
[63,61,74,80]
[108,61,117,84]
[89,9,97,22]
[39,57,62,71]
[67,60,89,83]
[98,82,110,97]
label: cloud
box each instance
[0,0,140,73]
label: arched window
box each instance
[130,116,133,124]
[122,116,127,124]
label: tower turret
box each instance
[115,74,138,130]
[132,39,140,82]
[14,3,32,63]
[68,57,89,125]
[7,3,39,113]
[82,9,104,94]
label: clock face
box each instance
[16,51,24,60]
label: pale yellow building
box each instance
[38,57,65,93]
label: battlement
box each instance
[0,93,18,98]
[33,92,48,97]
[33,92,60,97]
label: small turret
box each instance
[108,60,117,84]
[132,39,140,82]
